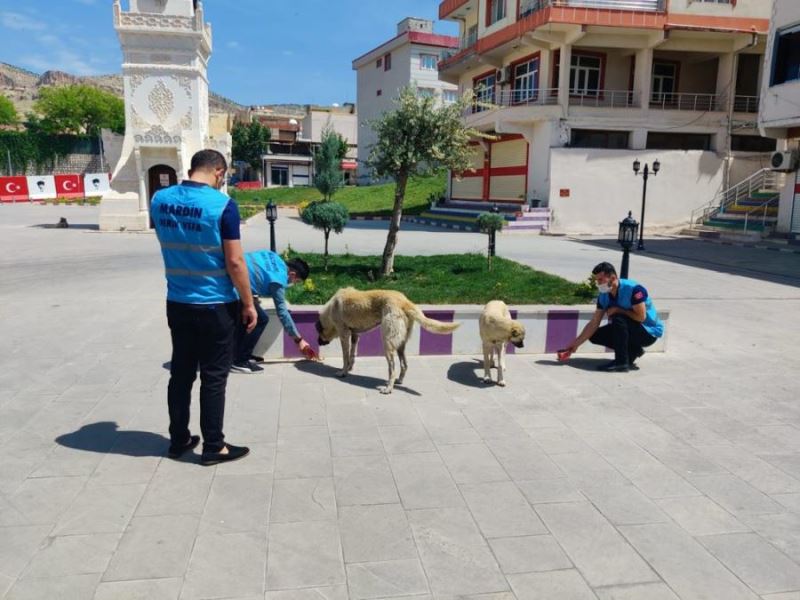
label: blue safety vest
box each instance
[245,250,289,296]
[597,278,663,338]
[151,183,237,304]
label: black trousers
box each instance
[166,301,239,453]
[234,297,269,364]
[590,314,656,366]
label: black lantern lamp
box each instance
[617,211,639,279]
[633,158,659,251]
[265,200,277,252]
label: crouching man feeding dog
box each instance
[479,300,525,386]
[562,262,663,372]
[315,288,460,394]
[230,250,316,374]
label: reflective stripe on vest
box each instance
[160,242,225,254]
[165,268,228,277]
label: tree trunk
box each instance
[381,172,408,277]
[324,228,330,271]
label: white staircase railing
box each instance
[689,168,780,229]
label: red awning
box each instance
[341,160,358,171]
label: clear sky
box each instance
[0,0,458,106]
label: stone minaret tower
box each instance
[100,0,231,231]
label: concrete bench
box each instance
[253,302,670,360]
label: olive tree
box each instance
[367,87,476,276]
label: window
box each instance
[771,24,800,86]
[384,53,392,71]
[487,0,506,26]
[731,135,777,153]
[652,61,678,104]
[376,58,382,68]
[512,55,540,103]
[420,54,438,71]
[647,132,712,151]
[473,72,496,112]
[417,87,435,99]
[443,89,458,104]
[570,129,630,149]
[569,53,603,97]
[270,165,289,186]
[376,89,382,96]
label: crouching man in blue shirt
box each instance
[562,262,663,372]
[230,250,316,373]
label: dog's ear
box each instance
[511,323,525,339]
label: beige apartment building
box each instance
[438,0,773,233]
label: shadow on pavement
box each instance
[535,357,609,371]
[574,237,800,288]
[293,359,422,396]
[56,421,169,457]
[31,223,99,231]
[447,360,495,388]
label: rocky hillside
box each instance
[0,62,246,117]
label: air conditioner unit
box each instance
[496,66,512,85]
[770,151,798,172]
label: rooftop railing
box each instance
[520,0,666,18]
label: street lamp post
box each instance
[265,201,277,252]
[617,211,639,279]
[632,158,660,251]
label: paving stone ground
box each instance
[1,205,800,600]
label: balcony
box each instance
[519,0,666,19]
[733,95,760,114]
[466,88,643,116]
[649,92,725,112]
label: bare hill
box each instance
[0,62,246,117]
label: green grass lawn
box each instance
[231,173,445,220]
[284,253,596,305]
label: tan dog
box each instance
[315,288,460,394]
[479,300,525,386]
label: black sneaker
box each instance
[597,360,629,373]
[250,355,265,363]
[201,443,250,466]
[230,361,264,374]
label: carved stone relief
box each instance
[148,80,175,123]
[134,125,181,146]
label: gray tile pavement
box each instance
[1,205,800,598]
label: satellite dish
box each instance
[332,103,340,107]
[289,118,298,125]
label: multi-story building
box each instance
[760,0,800,236]
[352,17,459,182]
[250,104,357,188]
[438,0,772,233]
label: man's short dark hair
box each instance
[287,258,310,281]
[190,149,228,174]
[592,262,617,277]
[92,178,100,185]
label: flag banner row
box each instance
[0,174,111,203]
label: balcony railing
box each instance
[733,95,760,113]
[649,93,724,112]
[520,0,665,18]
[569,90,640,108]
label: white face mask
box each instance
[598,282,612,294]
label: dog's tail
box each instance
[408,305,461,334]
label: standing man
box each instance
[152,149,255,465]
[562,262,663,372]
[231,250,316,373]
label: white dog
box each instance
[479,300,525,386]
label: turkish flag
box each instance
[0,176,30,202]
[55,174,84,199]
